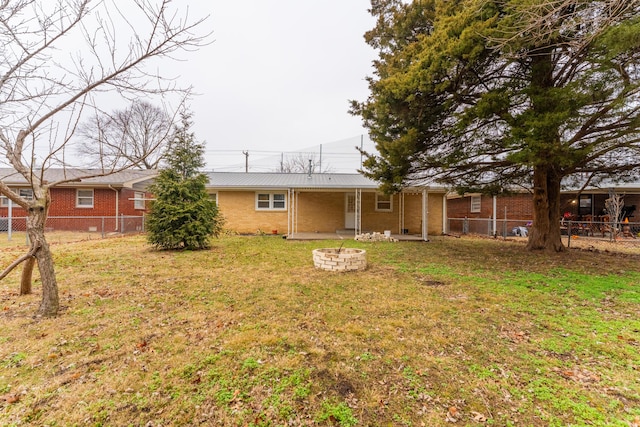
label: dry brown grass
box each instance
[0,234,639,426]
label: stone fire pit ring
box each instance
[312,248,367,272]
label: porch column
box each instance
[287,188,296,237]
[442,192,448,234]
[398,192,405,234]
[355,188,362,236]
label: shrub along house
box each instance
[0,168,156,233]
[204,172,448,240]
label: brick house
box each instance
[1,169,449,239]
[447,183,640,234]
[448,192,532,221]
[205,172,448,240]
[0,168,156,232]
[559,184,639,220]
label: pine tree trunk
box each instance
[526,166,564,252]
[20,256,35,295]
[25,205,59,317]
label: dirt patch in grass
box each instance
[0,235,639,426]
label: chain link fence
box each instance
[447,217,532,238]
[0,215,145,245]
[447,217,640,250]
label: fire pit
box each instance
[312,248,367,272]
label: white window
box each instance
[19,188,34,200]
[210,192,218,206]
[470,195,481,213]
[255,192,286,210]
[76,189,94,208]
[375,193,393,212]
[134,191,145,210]
[1,188,33,206]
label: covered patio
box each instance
[205,172,447,240]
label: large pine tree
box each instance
[352,0,640,252]
[146,112,223,250]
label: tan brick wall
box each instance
[360,192,444,234]
[402,192,445,236]
[215,189,445,235]
[296,192,345,232]
[361,192,396,232]
[217,191,288,234]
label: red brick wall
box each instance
[0,187,149,232]
[450,192,640,221]
[448,194,533,220]
[0,187,147,217]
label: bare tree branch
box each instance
[76,100,177,170]
[0,0,211,317]
[0,240,40,281]
[276,153,332,174]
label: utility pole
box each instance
[242,150,249,173]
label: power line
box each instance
[204,134,377,172]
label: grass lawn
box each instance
[0,235,639,426]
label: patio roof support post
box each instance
[399,192,405,234]
[442,192,448,234]
[355,188,362,236]
[287,188,296,237]
[422,189,429,241]
[288,188,291,237]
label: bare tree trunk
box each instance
[20,256,35,295]
[25,206,59,317]
[527,166,564,252]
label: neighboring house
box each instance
[204,172,448,240]
[559,183,639,220]
[448,192,532,221]
[0,168,156,232]
[447,182,640,234]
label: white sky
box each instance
[181,0,378,172]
